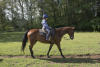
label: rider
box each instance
[41,14,50,40]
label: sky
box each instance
[4,0,40,20]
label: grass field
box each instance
[0,32,100,67]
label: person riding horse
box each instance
[41,14,51,40]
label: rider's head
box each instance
[43,14,48,20]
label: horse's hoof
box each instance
[63,57,66,58]
[31,56,35,58]
[62,56,66,58]
[47,56,51,58]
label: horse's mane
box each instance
[55,27,75,30]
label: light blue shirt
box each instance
[41,19,49,28]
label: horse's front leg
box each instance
[56,43,65,58]
[47,44,53,58]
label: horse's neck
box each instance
[61,30,67,37]
[56,28,68,37]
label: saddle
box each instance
[39,28,55,40]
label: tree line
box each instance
[0,0,100,31]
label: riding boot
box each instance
[46,34,49,40]
[46,31,50,40]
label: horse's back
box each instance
[27,29,45,39]
[27,29,39,36]
[27,28,55,43]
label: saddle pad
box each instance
[39,29,46,36]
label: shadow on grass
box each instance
[0,59,3,62]
[39,58,100,63]
[0,32,24,42]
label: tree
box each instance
[0,0,99,31]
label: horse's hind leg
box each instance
[29,45,35,58]
[29,40,36,58]
[47,44,53,58]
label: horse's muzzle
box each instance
[70,37,74,40]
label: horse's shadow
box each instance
[0,59,3,62]
[39,57,100,63]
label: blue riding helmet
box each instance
[43,14,48,18]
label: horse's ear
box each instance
[72,27,75,29]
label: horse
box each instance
[21,27,75,58]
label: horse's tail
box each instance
[21,30,29,52]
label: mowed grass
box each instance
[0,32,100,67]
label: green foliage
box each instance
[0,0,100,31]
[90,17,100,31]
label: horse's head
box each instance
[57,27,75,40]
[67,27,75,40]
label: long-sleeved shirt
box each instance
[41,19,49,28]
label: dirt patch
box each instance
[1,54,100,63]
[0,54,100,59]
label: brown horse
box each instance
[21,27,75,58]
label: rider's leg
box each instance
[46,28,50,40]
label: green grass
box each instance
[0,58,100,67]
[0,32,100,67]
